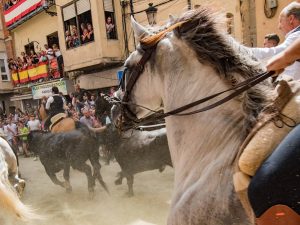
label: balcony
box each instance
[11,58,62,88]
[3,0,46,30]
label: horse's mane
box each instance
[170,8,275,134]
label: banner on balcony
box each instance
[11,70,19,84]
[18,68,29,83]
[28,62,48,81]
[32,80,68,99]
[4,0,43,27]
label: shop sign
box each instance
[32,80,68,99]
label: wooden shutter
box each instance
[76,0,91,14]
[63,4,76,21]
[103,0,114,12]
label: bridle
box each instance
[118,21,276,131]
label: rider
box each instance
[248,38,300,224]
[251,2,300,80]
[44,86,65,130]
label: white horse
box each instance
[116,9,276,225]
[0,137,36,220]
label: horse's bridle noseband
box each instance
[118,21,276,131]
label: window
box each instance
[0,59,9,81]
[47,32,60,49]
[103,0,117,39]
[24,42,35,56]
[62,0,94,49]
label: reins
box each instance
[118,20,276,131]
[119,71,275,130]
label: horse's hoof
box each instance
[115,179,122,185]
[19,180,26,189]
[14,184,25,198]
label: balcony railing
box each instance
[11,59,61,87]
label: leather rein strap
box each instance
[123,70,275,129]
[119,21,276,130]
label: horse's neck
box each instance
[39,105,48,121]
[162,54,245,195]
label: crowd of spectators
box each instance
[0,85,116,160]
[0,109,41,160]
[65,23,94,49]
[66,85,115,128]
[3,0,20,10]
[8,44,64,81]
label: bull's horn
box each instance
[131,16,150,41]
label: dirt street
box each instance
[2,156,174,225]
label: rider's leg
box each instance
[248,124,300,224]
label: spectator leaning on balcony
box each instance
[53,44,64,78]
[251,1,300,80]
[44,44,54,61]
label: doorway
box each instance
[47,31,59,48]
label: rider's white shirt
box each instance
[45,94,66,110]
[251,26,300,80]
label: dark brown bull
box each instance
[99,126,172,196]
[28,124,109,199]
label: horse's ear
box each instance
[131,16,150,41]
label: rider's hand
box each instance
[266,51,292,73]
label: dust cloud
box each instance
[1,157,174,225]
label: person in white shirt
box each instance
[251,2,300,80]
[44,44,54,61]
[27,115,41,131]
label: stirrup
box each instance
[256,204,300,225]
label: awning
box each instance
[76,67,123,90]
[10,93,33,101]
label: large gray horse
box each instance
[114,8,277,225]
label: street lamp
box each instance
[42,0,57,16]
[145,3,157,26]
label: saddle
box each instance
[233,75,300,220]
[49,113,67,130]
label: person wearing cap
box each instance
[44,86,66,130]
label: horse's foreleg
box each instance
[126,174,134,197]
[8,166,26,198]
[45,168,65,188]
[63,163,72,193]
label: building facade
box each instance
[0,3,13,117]
[0,0,296,110]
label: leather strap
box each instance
[121,71,275,130]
